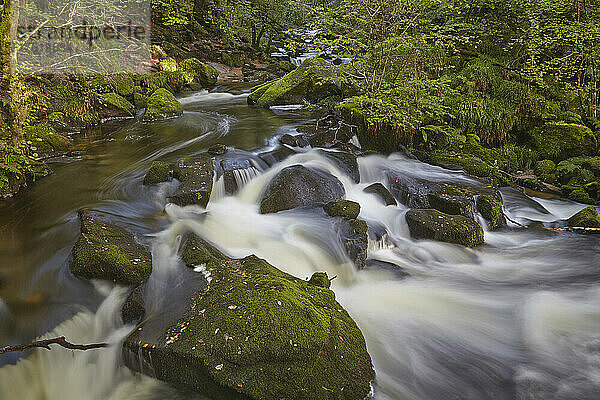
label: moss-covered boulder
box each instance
[364,183,397,206]
[69,209,152,285]
[142,88,183,122]
[308,272,331,288]
[23,123,71,156]
[168,154,215,207]
[529,122,596,162]
[405,209,484,247]
[260,165,345,214]
[568,189,595,204]
[99,92,135,119]
[323,200,360,219]
[248,58,343,107]
[122,234,375,400]
[567,206,600,227]
[143,161,171,185]
[476,195,505,230]
[178,58,219,88]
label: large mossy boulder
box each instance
[567,206,600,228]
[178,58,219,88]
[247,58,343,107]
[122,234,375,400]
[529,122,596,162]
[99,92,135,119]
[169,154,215,207]
[142,88,183,122]
[69,209,152,285]
[405,209,485,247]
[260,165,345,214]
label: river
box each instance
[0,88,599,400]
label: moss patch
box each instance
[142,88,183,122]
[567,206,600,227]
[323,200,360,219]
[476,195,504,230]
[143,161,171,185]
[530,122,596,161]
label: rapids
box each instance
[0,89,599,400]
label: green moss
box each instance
[70,209,152,285]
[160,58,178,72]
[405,209,484,247]
[178,58,219,87]
[123,237,374,400]
[99,92,135,118]
[529,122,596,161]
[90,74,135,98]
[349,219,369,235]
[567,206,600,227]
[428,152,508,186]
[568,189,595,205]
[476,195,504,230]
[323,200,360,219]
[247,80,276,105]
[308,272,331,288]
[556,161,594,186]
[143,161,171,185]
[535,160,556,176]
[427,184,472,217]
[142,88,183,122]
[23,123,70,155]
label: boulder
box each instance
[143,161,171,185]
[363,183,396,206]
[279,134,309,148]
[365,259,410,279]
[259,165,345,214]
[142,88,183,122]
[169,154,215,207]
[323,200,360,219]
[317,149,360,184]
[178,58,219,88]
[69,209,152,285]
[258,146,296,167]
[567,206,600,228]
[98,93,135,119]
[247,58,343,107]
[308,272,331,288]
[476,195,505,230]
[122,234,375,400]
[529,122,596,161]
[339,218,368,269]
[405,209,484,247]
[215,152,266,196]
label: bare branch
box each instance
[0,336,108,354]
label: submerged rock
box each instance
[364,183,396,206]
[247,58,343,107]
[69,209,152,285]
[405,209,484,247]
[122,234,375,400]
[169,154,215,207]
[260,165,345,214]
[142,88,183,122]
[567,206,600,228]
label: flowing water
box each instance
[1,88,599,400]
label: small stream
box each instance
[1,89,599,400]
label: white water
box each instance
[2,103,600,400]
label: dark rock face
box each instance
[259,165,345,214]
[339,218,368,269]
[364,183,397,206]
[323,200,361,219]
[122,234,375,400]
[405,209,485,247]
[317,149,360,183]
[279,134,309,148]
[168,155,215,207]
[69,209,152,285]
[215,152,266,196]
[258,146,296,167]
[365,259,410,279]
[122,285,145,324]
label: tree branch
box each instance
[0,336,108,354]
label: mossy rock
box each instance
[122,235,375,400]
[143,161,171,185]
[160,57,178,72]
[565,156,600,177]
[247,80,276,105]
[90,74,135,98]
[534,160,556,176]
[427,152,507,186]
[69,209,152,285]
[556,161,594,186]
[259,165,345,214]
[99,92,135,119]
[568,189,595,205]
[23,123,70,156]
[142,88,183,122]
[133,90,148,108]
[567,206,600,227]
[308,272,331,288]
[426,184,474,218]
[208,143,228,156]
[248,58,343,108]
[476,195,505,230]
[178,58,219,87]
[363,183,397,206]
[323,200,360,219]
[405,209,484,247]
[422,125,466,152]
[529,122,596,161]
[168,154,215,207]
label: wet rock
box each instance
[169,154,215,207]
[317,149,360,183]
[122,285,145,324]
[405,209,485,247]
[216,151,266,196]
[279,134,309,148]
[308,272,331,288]
[142,88,183,122]
[259,165,345,214]
[365,259,410,279]
[208,143,228,156]
[247,58,343,107]
[476,195,505,230]
[70,209,152,285]
[122,234,375,400]
[567,206,600,228]
[323,200,360,219]
[364,183,396,206]
[143,161,171,185]
[339,218,368,269]
[258,146,295,167]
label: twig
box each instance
[551,226,600,234]
[0,336,108,354]
[503,212,525,227]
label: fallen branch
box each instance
[550,226,600,234]
[0,336,108,354]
